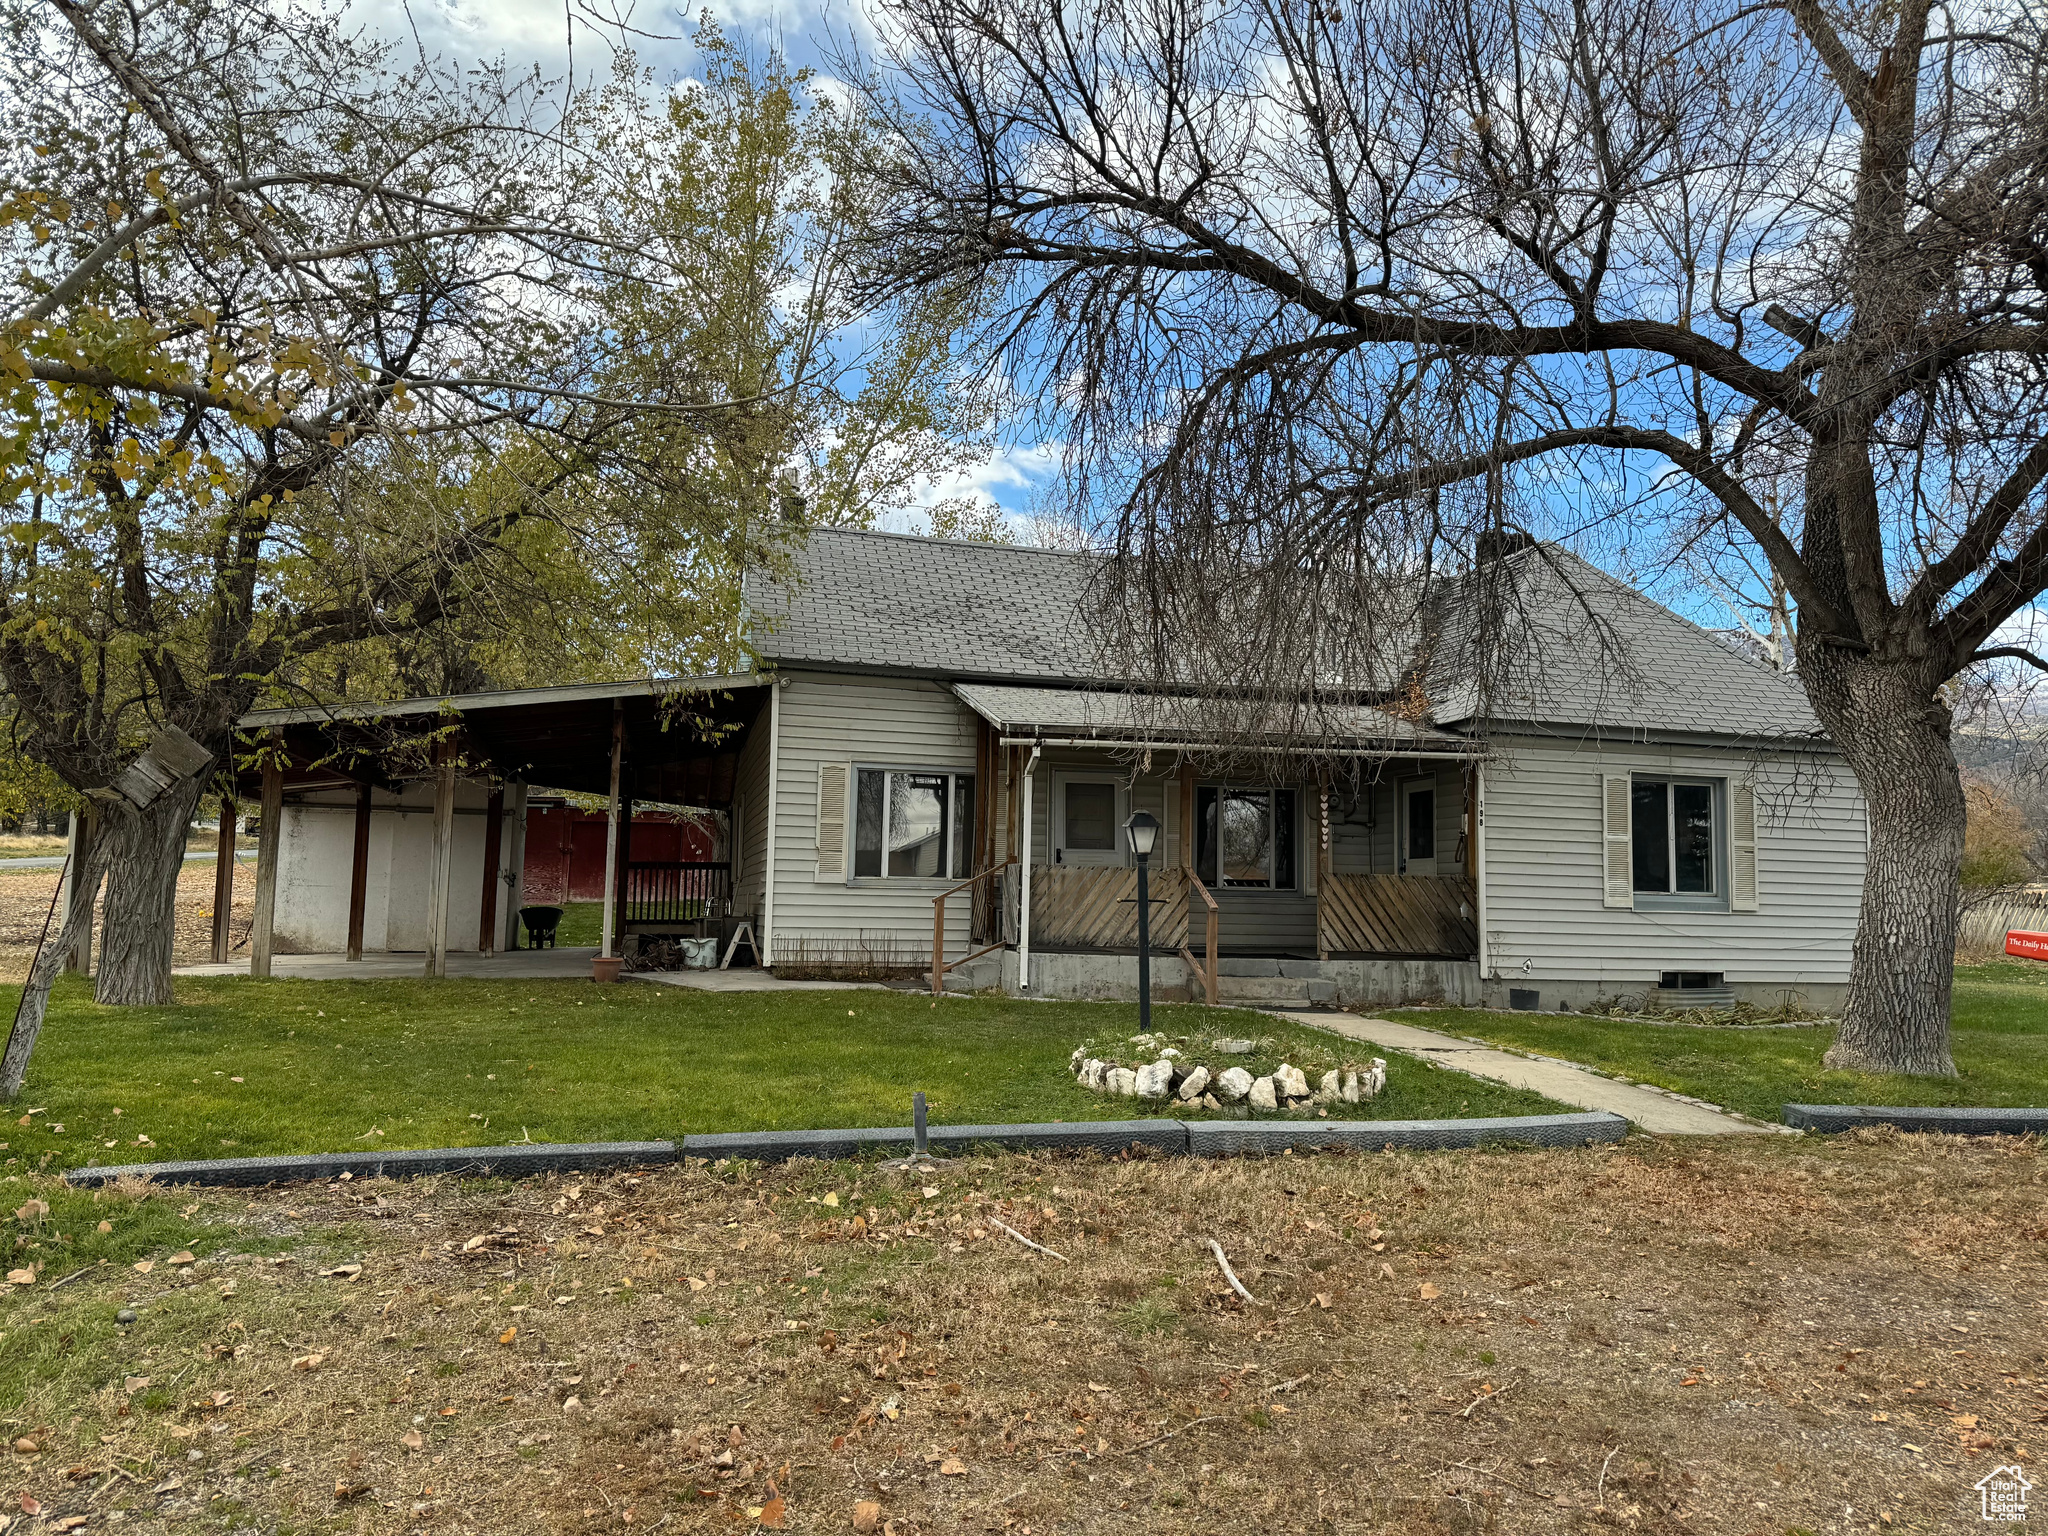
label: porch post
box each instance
[210,791,236,964]
[612,790,635,953]
[479,786,504,957]
[345,781,371,961]
[760,678,782,968]
[424,739,456,979]
[1018,746,1039,990]
[251,737,284,979]
[1178,765,1196,871]
[502,781,529,950]
[1472,762,1490,985]
[600,700,624,961]
[1316,779,1330,961]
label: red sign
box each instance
[2006,930,2048,960]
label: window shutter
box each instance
[1729,779,1759,912]
[1601,773,1634,908]
[815,763,850,879]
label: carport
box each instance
[220,675,771,978]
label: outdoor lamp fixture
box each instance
[1125,810,1161,1031]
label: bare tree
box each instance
[854,0,2048,1075]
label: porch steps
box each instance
[1215,959,1337,1009]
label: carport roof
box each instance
[234,674,769,803]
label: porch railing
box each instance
[1180,870,1220,1004]
[931,860,1017,995]
[623,861,732,924]
[1317,872,1477,957]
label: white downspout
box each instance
[1017,745,1040,991]
[761,677,783,968]
[1472,762,1490,1000]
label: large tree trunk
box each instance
[1799,649,1963,1077]
[93,775,209,1007]
[1,834,112,1099]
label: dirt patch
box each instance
[0,1134,2040,1532]
[0,857,253,982]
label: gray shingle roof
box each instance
[746,526,1103,679]
[1426,547,1823,740]
[748,526,1824,743]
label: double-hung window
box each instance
[853,768,975,879]
[1195,786,1297,889]
[1630,777,1719,902]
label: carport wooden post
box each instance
[345,782,371,962]
[502,781,529,950]
[612,791,635,954]
[210,791,236,964]
[600,700,624,961]
[251,736,284,979]
[424,739,456,979]
[479,787,504,957]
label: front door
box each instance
[1400,777,1437,877]
[1054,775,1124,866]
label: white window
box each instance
[1632,778,1717,896]
[1054,775,1125,866]
[853,768,975,879]
[1600,771,1758,913]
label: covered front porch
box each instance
[934,685,1488,1005]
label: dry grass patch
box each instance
[0,859,251,983]
[0,1134,2041,1534]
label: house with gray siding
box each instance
[233,526,1864,1011]
[726,527,1862,1011]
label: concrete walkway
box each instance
[1275,1010,1780,1135]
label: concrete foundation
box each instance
[998,949,1482,1008]
[1478,976,1848,1014]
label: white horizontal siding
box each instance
[770,672,981,964]
[1330,762,1470,876]
[1482,736,1864,987]
[731,694,772,924]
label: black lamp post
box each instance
[1125,810,1160,1032]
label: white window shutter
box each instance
[1729,779,1759,912]
[1601,773,1634,908]
[815,763,849,879]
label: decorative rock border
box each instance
[1783,1104,2048,1135]
[63,1111,1628,1187]
[1072,1039,1387,1112]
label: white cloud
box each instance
[879,441,1063,539]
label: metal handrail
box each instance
[931,859,1018,996]
[1179,869,1221,1004]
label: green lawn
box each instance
[0,976,1565,1168]
[1400,959,2048,1122]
